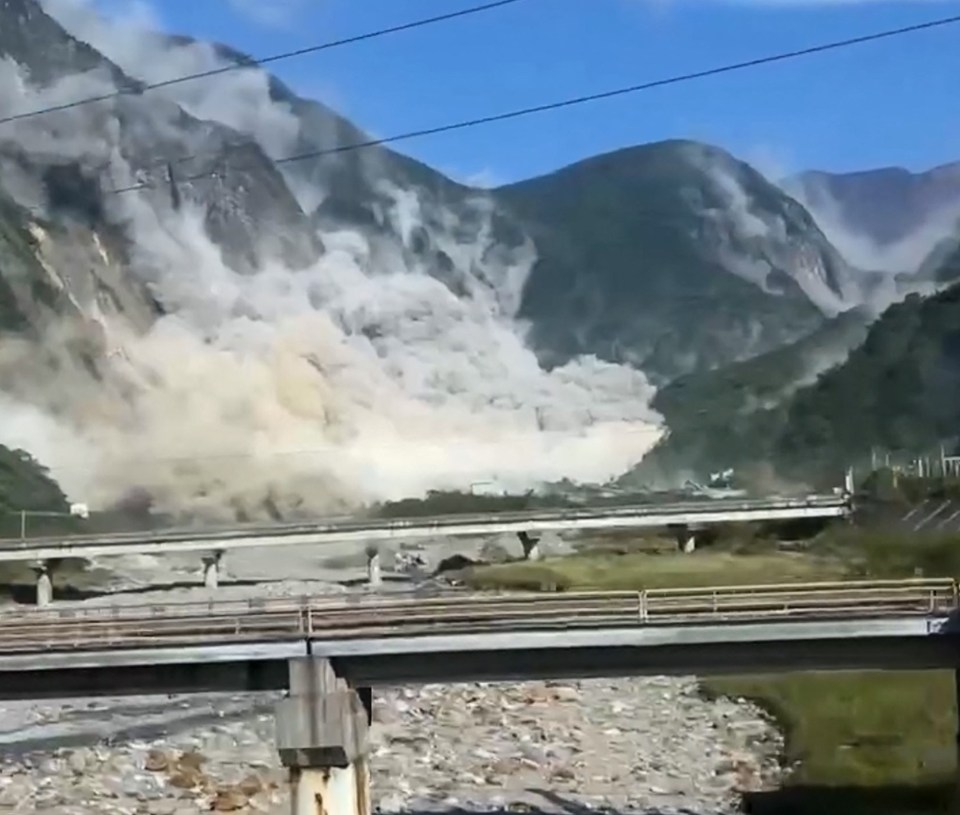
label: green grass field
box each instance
[466,548,840,592]
[464,531,960,813]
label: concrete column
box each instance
[275,658,371,815]
[672,526,696,554]
[33,562,53,607]
[517,531,542,561]
[356,686,373,726]
[202,551,223,589]
[288,764,369,815]
[954,670,960,813]
[365,547,382,589]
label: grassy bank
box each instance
[707,672,955,785]
[466,548,840,592]
[463,529,960,813]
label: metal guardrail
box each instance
[0,578,952,655]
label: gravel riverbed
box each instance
[0,676,782,815]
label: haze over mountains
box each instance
[791,162,960,259]
[786,163,960,296]
[0,0,958,515]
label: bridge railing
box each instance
[0,578,953,653]
[642,579,958,621]
[0,579,954,628]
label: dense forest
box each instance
[637,257,960,488]
[776,275,960,477]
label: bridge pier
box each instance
[955,670,960,813]
[276,658,371,815]
[202,551,223,590]
[365,545,382,589]
[517,531,542,561]
[670,525,697,554]
[32,561,54,607]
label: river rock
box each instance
[0,678,782,815]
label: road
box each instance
[0,494,850,562]
[0,577,953,699]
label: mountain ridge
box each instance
[790,162,960,249]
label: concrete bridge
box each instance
[0,578,952,814]
[2,493,851,604]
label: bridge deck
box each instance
[0,495,851,561]
[0,578,953,699]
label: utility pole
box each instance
[165,162,182,211]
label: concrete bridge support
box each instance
[32,561,54,607]
[365,546,382,589]
[202,551,223,590]
[275,658,371,815]
[669,525,697,554]
[517,531,543,561]
[955,670,960,814]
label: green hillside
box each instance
[638,242,960,486]
[630,309,870,486]
[0,446,68,531]
[776,272,960,477]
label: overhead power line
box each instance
[0,0,527,128]
[112,12,960,195]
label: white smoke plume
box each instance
[0,0,663,518]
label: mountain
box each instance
[628,308,871,487]
[918,229,960,283]
[774,263,960,479]
[790,163,960,250]
[0,0,651,518]
[786,163,960,299]
[639,240,960,488]
[0,0,945,517]
[497,140,858,382]
[191,46,848,384]
[0,12,321,275]
[0,0,130,87]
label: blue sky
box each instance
[102,0,959,184]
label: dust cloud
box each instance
[0,0,663,519]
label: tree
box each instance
[0,445,68,515]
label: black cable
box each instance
[110,12,960,195]
[0,0,527,128]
